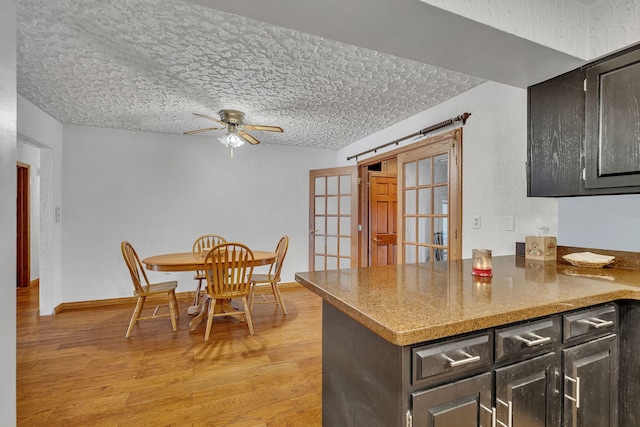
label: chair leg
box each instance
[242,296,254,335]
[248,282,255,311]
[126,296,145,338]
[204,298,216,341]
[169,290,180,319]
[271,282,287,315]
[168,291,178,331]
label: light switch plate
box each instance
[504,216,514,231]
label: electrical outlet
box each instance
[473,216,481,229]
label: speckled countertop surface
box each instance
[294,256,640,346]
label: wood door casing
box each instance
[369,173,397,266]
[17,163,30,287]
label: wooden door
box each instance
[17,163,30,287]
[369,173,397,266]
[309,166,358,271]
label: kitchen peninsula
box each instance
[295,255,640,427]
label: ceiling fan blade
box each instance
[183,127,224,135]
[238,131,261,145]
[192,112,226,126]
[242,124,284,133]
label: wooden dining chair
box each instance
[202,242,255,341]
[191,234,227,309]
[249,236,289,314]
[121,241,179,338]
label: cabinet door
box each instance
[494,352,560,427]
[562,334,618,427]
[527,68,585,197]
[585,45,640,191]
[412,372,492,427]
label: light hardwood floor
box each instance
[17,284,322,426]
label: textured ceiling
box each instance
[17,0,485,149]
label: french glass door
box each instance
[398,131,461,263]
[308,166,358,270]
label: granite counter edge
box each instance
[295,274,640,346]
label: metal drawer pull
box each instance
[579,317,614,329]
[442,351,481,367]
[564,375,581,409]
[515,332,552,347]
[496,398,513,427]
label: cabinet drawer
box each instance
[495,317,560,362]
[563,304,617,342]
[412,332,491,384]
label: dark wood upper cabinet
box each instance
[528,42,640,197]
[528,68,585,197]
[585,46,640,190]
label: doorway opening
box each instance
[308,129,462,271]
[358,129,462,267]
[17,163,30,287]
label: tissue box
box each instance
[525,236,557,261]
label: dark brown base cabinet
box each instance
[322,301,620,427]
[495,352,559,427]
[411,373,492,426]
[412,353,559,427]
[562,334,618,427]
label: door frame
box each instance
[17,162,30,287]
[357,129,462,265]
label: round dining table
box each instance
[142,250,277,330]
[142,250,277,272]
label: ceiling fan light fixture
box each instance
[218,125,245,148]
[186,109,282,157]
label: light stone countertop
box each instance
[294,255,640,346]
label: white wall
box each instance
[339,81,558,258]
[420,0,640,60]
[17,96,64,315]
[420,0,590,59]
[559,195,640,251]
[589,0,640,58]
[0,0,17,422]
[61,125,335,302]
[17,141,41,280]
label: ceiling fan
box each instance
[184,110,284,154]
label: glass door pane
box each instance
[401,149,450,265]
